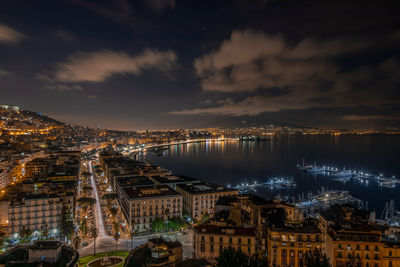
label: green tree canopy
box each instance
[77,197,96,205]
[168,217,188,230]
[151,217,165,232]
[304,248,331,267]
[102,193,118,201]
[216,247,266,267]
[81,171,91,178]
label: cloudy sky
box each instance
[1,0,400,130]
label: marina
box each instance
[297,161,399,188]
[291,188,364,218]
[229,176,296,193]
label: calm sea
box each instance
[143,135,400,216]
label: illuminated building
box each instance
[193,224,257,263]
[319,205,385,267]
[175,182,238,222]
[267,219,323,267]
[116,184,182,232]
[383,242,400,267]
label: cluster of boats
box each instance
[290,188,364,217]
[229,177,296,193]
[297,161,399,188]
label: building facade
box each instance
[193,224,257,263]
[267,220,324,267]
[176,182,238,222]
[8,193,74,237]
[116,184,183,232]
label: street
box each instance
[79,160,193,258]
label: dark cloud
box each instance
[1,0,400,129]
[37,49,178,89]
[171,29,400,119]
[0,23,24,44]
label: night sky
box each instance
[1,0,400,130]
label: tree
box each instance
[72,233,81,250]
[77,197,96,212]
[201,212,210,222]
[89,227,98,255]
[109,206,118,222]
[19,227,33,244]
[81,171,91,181]
[151,217,164,232]
[102,193,117,204]
[304,248,331,267]
[163,208,170,220]
[41,225,50,239]
[82,185,93,195]
[113,232,120,252]
[60,204,74,241]
[216,247,265,267]
[0,232,6,248]
[337,253,361,267]
[168,217,188,231]
[80,219,88,238]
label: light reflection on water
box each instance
[144,135,400,215]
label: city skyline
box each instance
[1,0,400,130]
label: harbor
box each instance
[297,160,399,188]
[228,176,296,193]
[290,188,363,218]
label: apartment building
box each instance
[193,224,257,263]
[7,193,74,237]
[267,219,324,267]
[215,194,303,256]
[116,184,182,232]
[175,182,238,222]
[383,242,400,267]
[319,205,385,267]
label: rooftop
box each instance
[150,174,199,184]
[271,219,322,234]
[116,175,154,187]
[177,182,238,195]
[194,224,256,236]
[29,240,62,250]
[123,184,181,199]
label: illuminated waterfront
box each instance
[144,134,400,215]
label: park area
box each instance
[77,251,129,267]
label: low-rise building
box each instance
[0,240,79,266]
[176,182,238,222]
[125,237,211,267]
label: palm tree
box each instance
[41,224,50,240]
[89,227,98,255]
[81,171,91,181]
[77,197,96,213]
[113,232,120,252]
[163,208,170,220]
[72,233,81,250]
